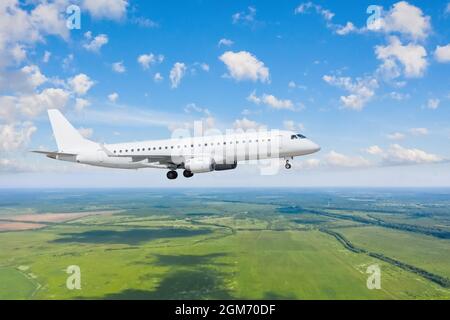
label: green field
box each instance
[0,189,449,299]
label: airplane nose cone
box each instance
[309,141,321,153]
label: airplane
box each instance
[32,109,321,179]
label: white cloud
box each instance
[389,91,410,100]
[383,144,443,165]
[82,0,129,20]
[131,17,159,28]
[365,145,383,155]
[137,53,164,69]
[184,103,210,115]
[294,2,335,21]
[42,51,51,63]
[336,22,357,35]
[323,75,378,110]
[219,51,269,83]
[368,1,431,41]
[375,36,428,79]
[20,65,48,91]
[154,72,163,82]
[427,98,440,110]
[200,63,210,72]
[0,1,69,69]
[108,92,119,103]
[283,120,305,132]
[75,98,90,112]
[169,62,187,88]
[387,132,406,140]
[434,44,450,63]
[0,121,37,151]
[69,74,94,95]
[112,61,126,73]
[20,88,70,118]
[247,91,295,110]
[233,117,266,131]
[232,6,257,24]
[325,151,371,168]
[409,127,428,136]
[83,33,108,52]
[218,38,234,47]
[78,127,93,139]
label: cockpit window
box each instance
[297,134,306,139]
[290,135,298,140]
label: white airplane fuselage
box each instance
[35,110,321,179]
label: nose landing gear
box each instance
[285,159,292,169]
[167,170,178,180]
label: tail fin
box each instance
[48,109,97,152]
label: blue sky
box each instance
[0,0,450,187]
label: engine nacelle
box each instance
[76,151,105,164]
[185,157,215,173]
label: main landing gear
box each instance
[167,170,178,180]
[166,170,194,179]
[285,159,292,169]
[183,170,194,178]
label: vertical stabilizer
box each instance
[47,109,97,152]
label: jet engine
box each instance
[184,157,215,173]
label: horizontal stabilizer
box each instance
[31,150,77,159]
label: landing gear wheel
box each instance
[183,170,194,178]
[167,170,178,180]
[285,160,292,169]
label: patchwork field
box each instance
[0,189,449,299]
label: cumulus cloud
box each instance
[0,122,37,152]
[68,74,94,95]
[427,98,440,110]
[218,38,234,47]
[409,127,428,136]
[112,61,126,73]
[137,53,164,69]
[75,98,90,112]
[154,72,163,82]
[323,75,378,110]
[83,32,108,52]
[169,62,187,88]
[294,2,335,21]
[368,1,431,41]
[325,151,371,168]
[247,91,294,110]
[375,36,428,79]
[387,132,406,140]
[108,92,119,103]
[232,6,257,25]
[219,51,270,83]
[82,0,129,20]
[365,145,384,155]
[78,127,93,139]
[336,22,357,35]
[383,144,443,165]
[434,44,450,63]
[0,1,70,68]
[283,120,305,132]
[233,117,266,131]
